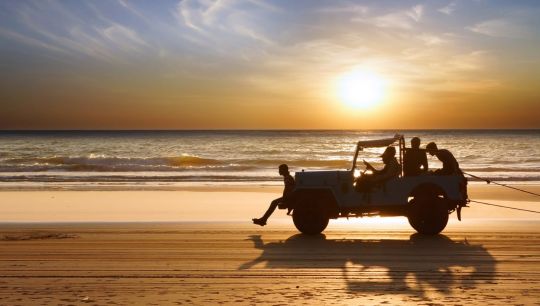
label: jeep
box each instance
[282,135,468,235]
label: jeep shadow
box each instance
[240,234,495,296]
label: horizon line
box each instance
[1,128,539,132]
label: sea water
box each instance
[0,130,539,189]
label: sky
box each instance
[0,0,539,129]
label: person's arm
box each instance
[421,152,428,172]
[283,175,295,198]
[373,162,399,182]
[363,160,380,174]
[437,151,455,175]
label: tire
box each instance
[292,199,329,235]
[407,195,449,235]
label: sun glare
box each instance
[337,69,387,109]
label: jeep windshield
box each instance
[351,134,404,172]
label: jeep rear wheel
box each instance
[292,200,329,235]
[407,195,449,235]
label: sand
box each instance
[1,184,539,222]
[0,184,539,305]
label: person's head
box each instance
[411,137,420,149]
[381,146,396,163]
[426,142,438,156]
[278,164,289,175]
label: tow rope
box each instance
[463,171,540,198]
[469,200,540,214]
[461,171,540,215]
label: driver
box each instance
[355,146,401,192]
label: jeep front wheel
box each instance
[407,195,449,235]
[292,200,329,235]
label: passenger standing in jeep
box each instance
[404,137,428,176]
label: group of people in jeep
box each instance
[253,137,462,226]
[405,137,461,176]
[355,137,461,192]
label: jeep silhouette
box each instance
[282,135,468,235]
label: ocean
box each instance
[0,130,539,189]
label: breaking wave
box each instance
[2,155,224,172]
[0,155,352,172]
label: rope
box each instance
[469,200,540,214]
[463,171,540,198]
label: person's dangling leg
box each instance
[253,197,282,226]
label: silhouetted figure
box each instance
[403,137,428,176]
[253,164,295,226]
[355,146,401,192]
[426,142,461,175]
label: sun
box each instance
[337,69,387,109]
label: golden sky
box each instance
[1,0,539,129]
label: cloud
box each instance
[438,2,457,15]
[117,0,152,24]
[203,0,237,26]
[3,1,154,63]
[231,22,273,45]
[0,28,68,55]
[467,19,527,38]
[417,33,447,46]
[174,0,205,31]
[316,4,369,15]
[101,23,149,52]
[355,4,424,30]
[246,0,281,12]
[447,50,490,71]
[172,0,275,46]
[407,5,424,22]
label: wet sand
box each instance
[1,184,539,222]
[0,185,539,305]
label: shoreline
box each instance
[0,184,539,223]
[0,181,539,192]
[1,179,539,190]
[0,184,284,192]
[0,182,539,200]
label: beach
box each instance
[1,184,539,305]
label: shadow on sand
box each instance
[240,233,496,296]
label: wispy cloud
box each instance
[174,0,205,31]
[0,28,68,55]
[231,23,273,45]
[417,33,448,46]
[438,2,457,15]
[1,1,155,63]
[316,4,369,15]
[203,0,236,26]
[172,0,276,47]
[447,50,490,71]
[467,19,527,38]
[117,0,152,24]
[355,4,424,30]
[246,0,281,12]
[407,5,424,22]
[101,23,149,52]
